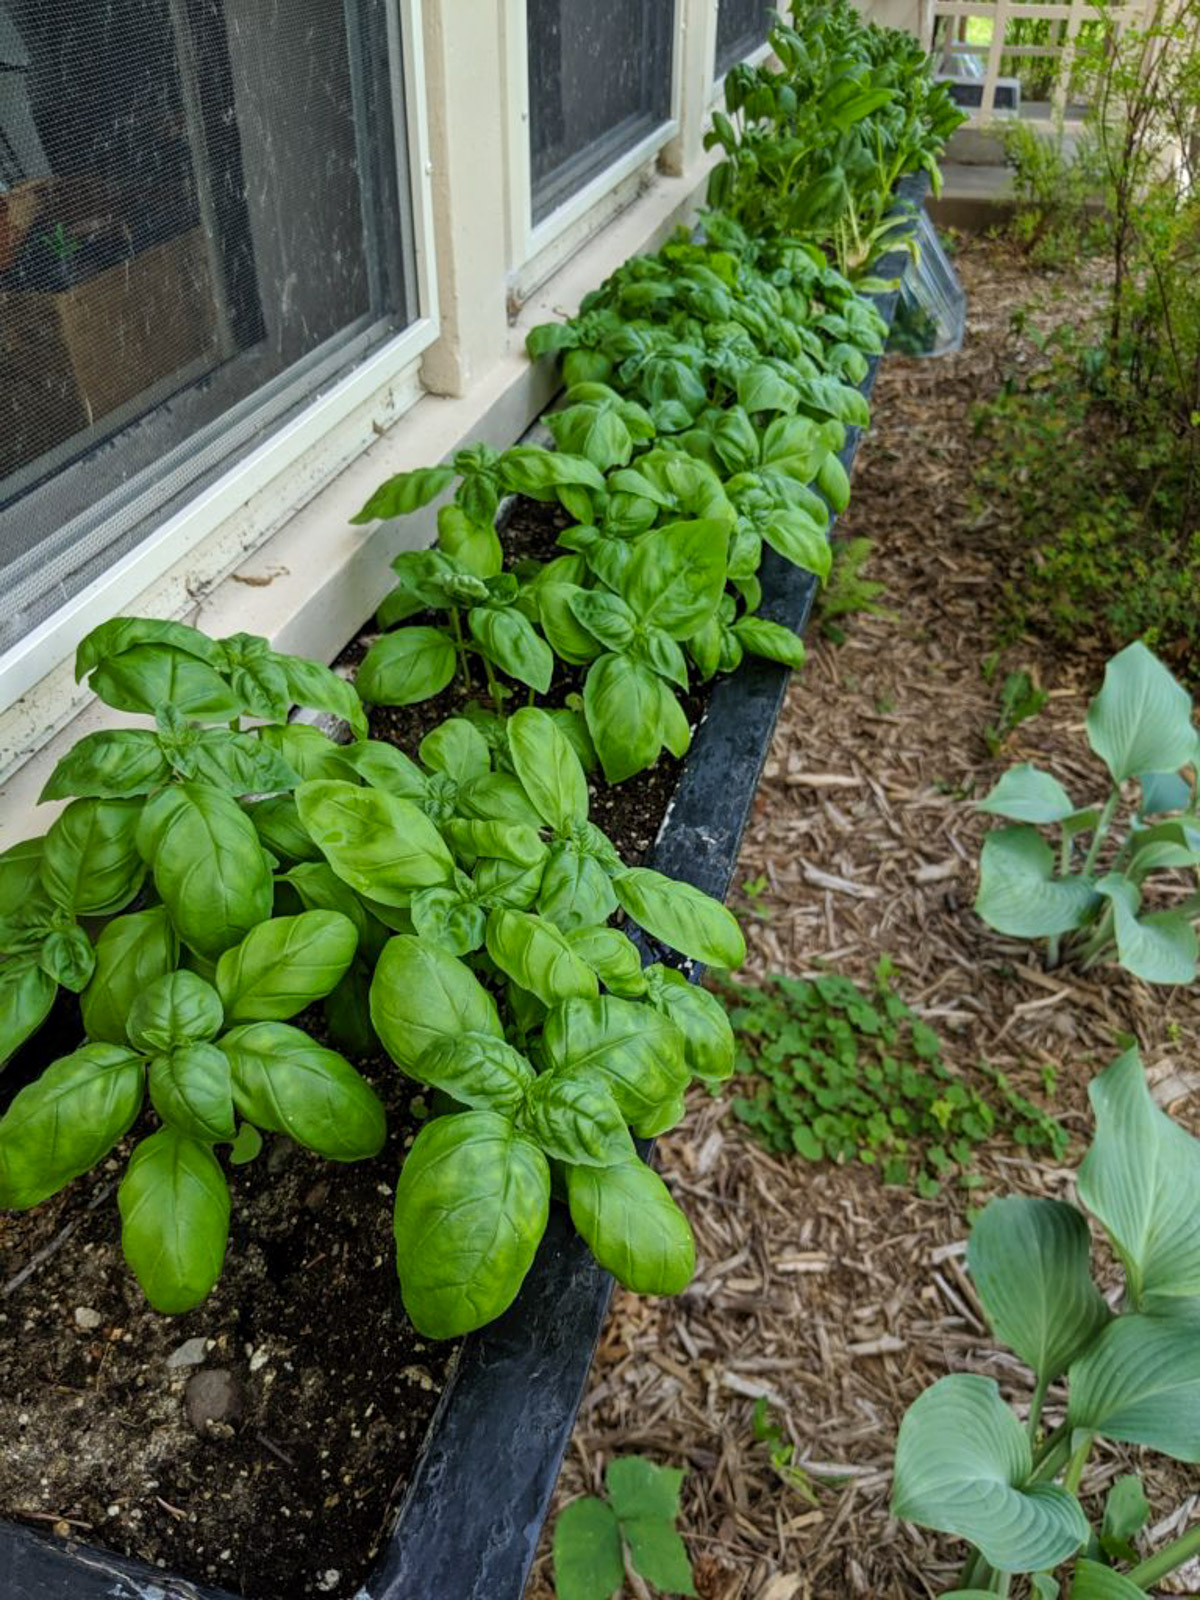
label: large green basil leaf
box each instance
[277,654,369,739]
[356,627,457,706]
[537,843,620,933]
[468,607,554,694]
[215,911,358,1024]
[892,1374,1089,1572]
[42,797,146,917]
[568,590,637,652]
[1086,641,1196,784]
[296,779,454,905]
[247,794,322,865]
[283,862,387,959]
[485,909,599,1006]
[437,505,504,580]
[220,1021,386,1160]
[149,1043,237,1143]
[76,617,227,679]
[473,856,546,911]
[128,970,225,1052]
[733,616,807,672]
[621,519,729,639]
[523,1073,635,1167]
[499,447,605,499]
[393,1110,551,1338]
[419,718,491,784]
[644,964,734,1080]
[0,1043,146,1208]
[118,1128,230,1312]
[1076,1047,1200,1307]
[458,772,544,829]
[0,959,57,1067]
[542,996,688,1134]
[445,819,548,868]
[257,722,351,781]
[137,783,273,958]
[507,707,588,831]
[37,926,95,993]
[351,464,456,523]
[566,926,647,997]
[410,881,487,957]
[186,730,299,796]
[338,739,428,799]
[537,582,606,665]
[370,934,503,1068]
[0,838,48,921]
[219,633,290,721]
[80,907,179,1045]
[412,1031,534,1113]
[90,645,242,721]
[566,1159,695,1293]
[40,730,172,801]
[968,1196,1110,1382]
[584,653,665,784]
[613,867,746,969]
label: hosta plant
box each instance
[0,917,383,1311]
[892,1046,1200,1596]
[975,642,1200,983]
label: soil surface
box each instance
[0,491,703,1596]
[523,236,1200,1600]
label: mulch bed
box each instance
[523,235,1200,1600]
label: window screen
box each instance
[528,0,675,228]
[0,0,416,656]
[716,0,770,76]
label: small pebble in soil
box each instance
[317,1571,341,1593]
[73,1307,102,1330]
[166,1337,210,1370]
[185,1369,245,1437]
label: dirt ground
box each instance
[524,236,1200,1600]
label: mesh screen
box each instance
[528,0,674,227]
[0,0,414,655]
[716,0,770,75]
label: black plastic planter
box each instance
[1,178,923,1600]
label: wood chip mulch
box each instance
[523,236,1200,1600]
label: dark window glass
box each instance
[0,0,415,655]
[716,0,770,75]
[528,0,675,227]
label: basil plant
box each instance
[0,615,363,1070]
[0,918,383,1312]
[288,707,745,1338]
[893,1047,1200,1597]
[975,642,1200,983]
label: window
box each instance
[715,0,771,77]
[527,0,675,227]
[0,0,419,658]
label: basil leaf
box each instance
[370,934,503,1068]
[338,739,428,799]
[437,505,504,580]
[733,616,808,671]
[40,730,172,801]
[485,909,600,1006]
[215,910,358,1024]
[567,1159,695,1293]
[506,706,589,831]
[76,617,226,679]
[352,464,456,523]
[149,1043,237,1143]
[37,926,95,993]
[621,518,730,638]
[119,1128,230,1312]
[393,1110,551,1338]
[613,868,746,968]
[473,856,546,910]
[247,794,322,865]
[542,996,688,1134]
[356,627,457,705]
[138,783,274,959]
[584,653,666,784]
[80,907,180,1046]
[90,645,242,721]
[419,718,491,783]
[187,731,299,796]
[522,1073,635,1167]
[283,862,388,960]
[445,819,548,868]
[220,1021,386,1160]
[412,1031,535,1113]
[644,965,734,1081]
[410,883,487,957]
[296,779,454,905]
[468,607,554,694]
[537,842,620,933]
[458,772,544,829]
[128,971,225,1052]
[256,722,351,781]
[0,838,48,921]
[0,1043,145,1208]
[277,654,369,739]
[499,446,605,499]
[0,959,57,1067]
[566,927,648,997]
[42,797,146,917]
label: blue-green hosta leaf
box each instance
[1095,875,1198,985]
[1086,643,1196,784]
[978,765,1076,824]
[1068,1313,1200,1461]
[892,1374,1089,1572]
[1139,770,1191,817]
[975,826,1100,938]
[1069,1559,1146,1599]
[968,1196,1109,1381]
[1076,1048,1200,1306]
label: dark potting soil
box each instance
[0,493,708,1598]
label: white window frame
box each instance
[0,0,439,718]
[504,0,683,275]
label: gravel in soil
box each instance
[523,237,1200,1600]
[0,491,707,1594]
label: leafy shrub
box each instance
[726,964,1065,1196]
[553,1457,696,1600]
[816,535,894,642]
[893,1047,1200,1595]
[975,641,1200,983]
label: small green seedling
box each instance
[552,1456,696,1600]
[983,667,1048,757]
[752,1397,819,1502]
